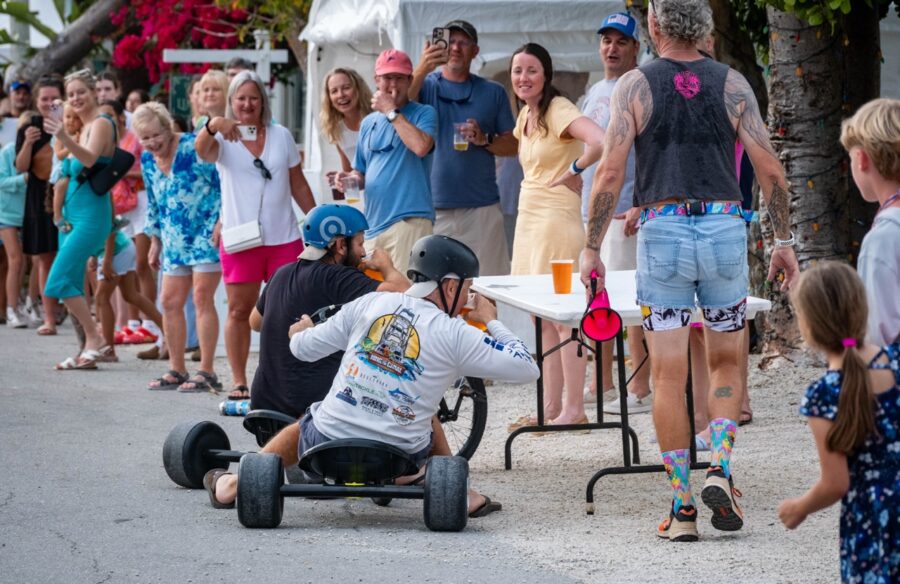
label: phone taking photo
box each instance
[31,115,43,129]
[49,102,63,124]
[432,27,451,57]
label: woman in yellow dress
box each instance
[509,43,604,427]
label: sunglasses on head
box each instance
[253,158,272,180]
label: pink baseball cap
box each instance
[375,49,413,76]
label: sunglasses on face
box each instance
[254,157,272,180]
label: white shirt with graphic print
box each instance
[289,292,540,454]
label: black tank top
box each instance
[634,57,741,207]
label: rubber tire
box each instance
[371,497,392,507]
[237,453,284,528]
[423,456,469,532]
[163,421,231,489]
[438,377,487,461]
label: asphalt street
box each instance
[0,324,571,584]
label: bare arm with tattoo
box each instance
[725,69,800,289]
[580,70,651,290]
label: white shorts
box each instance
[98,239,137,280]
[121,190,148,239]
[434,203,510,276]
[598,217,638,271]
[365,217,433,275]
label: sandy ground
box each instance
[218,343,836,581]
[2,321,838,583]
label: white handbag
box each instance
[221,160,268,254]
[221,220,263,254]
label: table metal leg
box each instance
[585,342,708,514]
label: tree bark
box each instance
[18,0,127,82]
[762,8,846,363]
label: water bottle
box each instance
[219,399,250,416]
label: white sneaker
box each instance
[24,299,42,327]
[6,307,26,329]
[603,392,653,415]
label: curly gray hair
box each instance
[650,0,713,44]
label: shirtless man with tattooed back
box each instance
[580,0,799,542]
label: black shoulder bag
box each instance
[76,115,135,195]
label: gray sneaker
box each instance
[603,392,653,415]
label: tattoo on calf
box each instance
[714,386,734,398]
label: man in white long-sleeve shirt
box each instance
[208,235,539,516]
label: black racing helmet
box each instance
[407,235,479,283]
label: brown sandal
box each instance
[203,469,235,509]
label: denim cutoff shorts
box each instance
[636,213,748,310]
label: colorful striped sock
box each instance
[709,418,738,477]
[662,448,694,512]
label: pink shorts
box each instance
[219,239,303,284]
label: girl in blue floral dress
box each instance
[778,262,899,583]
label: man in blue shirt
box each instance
[409,21,517,275]
[336,49,437,274]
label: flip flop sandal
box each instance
[469,496,502,518]
[507,415,538,433]
[37,324,57,336]
[178,371,223,394]
[55,350,100,370]
[203,469,235,509]
[95,345,118,363]
[227,385,250,400]
[148,370,189,390]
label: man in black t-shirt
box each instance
[248,205,409,418]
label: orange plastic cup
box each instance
[363,267,384,282]
[460,307,488,332]
[550,259,574,294]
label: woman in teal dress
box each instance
[44,70,117,369]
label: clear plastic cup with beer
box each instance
[550,259,574,294]
[342,175,361,205]
[453,122,470,151]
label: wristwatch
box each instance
[482,132,494,147]
[204,117,216,135]
[386,109,400,123]
[774,231,796,247]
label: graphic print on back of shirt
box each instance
[355,306,425,380]
[673,70,701,99]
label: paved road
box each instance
[0,325,571,584]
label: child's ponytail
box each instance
[791,262,878,455]
[827,338,877,454]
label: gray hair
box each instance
[225,70,271,127]
[132,102,174,135]
[650,0,713,44]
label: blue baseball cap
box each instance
[598,12,639,41]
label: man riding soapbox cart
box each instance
[163,376,487,532]
[160,235,539,533]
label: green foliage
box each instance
[216,0,313,44]
[0,1,59,41]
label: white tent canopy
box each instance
[300,0,627,201]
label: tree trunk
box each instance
[842,3,881,260]
[18,0,127,82]
[762,8,846,364]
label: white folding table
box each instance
[472,270,772,513]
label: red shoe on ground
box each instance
[114,327,135,345]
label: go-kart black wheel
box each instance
[237,453,284,528]
[423,456,468,532]
[163,421,230,489]
[371,497,392,507]
[438,377,487,460]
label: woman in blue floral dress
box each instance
[133,103,222,393]
[778,262,899,583]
